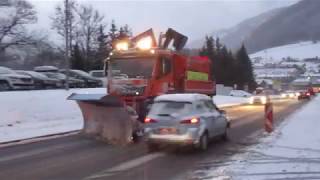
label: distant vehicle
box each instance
[89,70,107,87]
[33,66,59,72]
[60,69,102,88]
[229,90,252,97]
[0,66,34,91]
[249,94,269,105]
[144,94,230,152]
[41,72,85,88]
[297,90,311,100]
[16,70,62,89]
[281,90,298,99]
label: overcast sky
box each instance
[28,0,300,43]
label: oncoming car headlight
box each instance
[260,96,267,104]
[249,97,254,104]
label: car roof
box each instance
[154,93,211,103]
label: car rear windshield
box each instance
[148,101,193,116]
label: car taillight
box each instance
[144,117,157,123]
[180,118,200,124]
[307,93,310,96]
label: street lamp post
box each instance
[64,0,70,90]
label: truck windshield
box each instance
[110,58,155,78]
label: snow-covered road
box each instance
[0,89,248,143]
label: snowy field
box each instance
[250,41,320,62]
[193,95,320,180]
[0,89,247,143]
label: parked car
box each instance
[34,66,59,72]
[41,72,85,88]
[144,93,230,152]
[16,70,62,89]
[297,90,311,100]
[229,90,252,97]
[60,69,102,88]
[89,70,106,87]
[0,66,34,91]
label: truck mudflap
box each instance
[68,93,133,145]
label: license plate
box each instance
[159,128,177,134]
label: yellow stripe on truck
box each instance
[187,71,209,81]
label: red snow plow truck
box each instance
[68,28,216,145]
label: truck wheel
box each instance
[0,81,11,91]
[147,143,159,152]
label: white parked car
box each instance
[144,93,230,152]
[229,90,252,97]
[0,66,34,91]
[89,70,107,87]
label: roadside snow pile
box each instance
[250,41,320,62]
[0,89,246,143]
[213,95,248,108]
[194,95,320,180]
[0,89,103,143]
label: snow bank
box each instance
[0,89,94,143]
[0,89,247,143]
[213,95,248,108]
[193,95,320,180]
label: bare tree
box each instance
[75,5,105,65]
[0,0,37,52]
[51,0,77,52]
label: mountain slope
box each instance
[189,8,282,49]
[190,0,320,53]
[245,0,320,53]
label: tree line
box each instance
[200,36,256,91]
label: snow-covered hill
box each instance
[250,41,320,62]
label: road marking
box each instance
[86,153,165,179]
[0,131,79,148]
[0,141,89,162]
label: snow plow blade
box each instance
[68,93,133,145]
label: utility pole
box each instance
[64,0,70,90]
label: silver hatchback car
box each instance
[144,94,230,152]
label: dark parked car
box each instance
[41,72,85,88]
[16,70,62,89]
[60,69,102,88]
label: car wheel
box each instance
[222,127,229,141]
[147,143,159,152]
[198,133,209,151]
[0,81,11,91]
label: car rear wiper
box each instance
[157,113,171,116]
